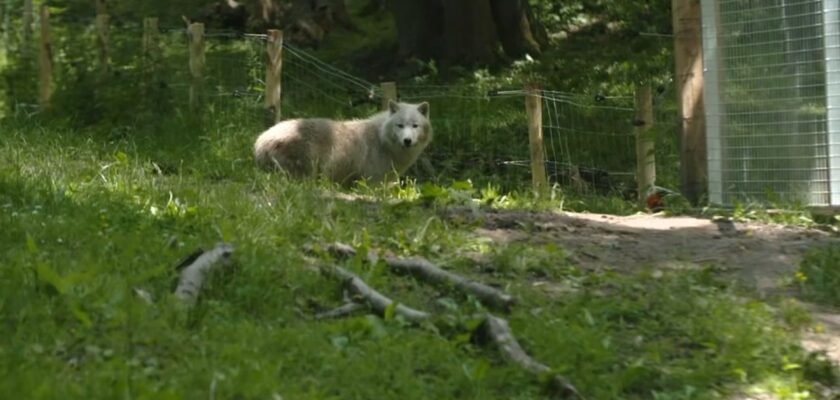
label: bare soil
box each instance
[455,207,840,395]
[466,209,837,294]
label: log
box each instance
[174,242,234,305]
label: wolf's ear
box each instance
[417,102,430,117]
[388,100,400,114]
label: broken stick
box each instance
[477,315,580,398]
[321,242,515,310]
[315,301,365,320]
[322,265,431,323]
[174,242,234,305]
[315,257,578,397]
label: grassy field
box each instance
[0,111,836,400]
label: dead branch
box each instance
[174,242,234,305]
[322,265,431,322]
[315,301,365,319]
[312,251,579,397]
[476,314,580,399]
[321,242,515,310]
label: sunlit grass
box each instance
[0,115,834,399]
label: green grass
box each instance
[0,115,835,399]
[796,244,840,307]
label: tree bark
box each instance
[488,0,543,58]
[391,0,545,66]
[442,0,499,65]
[391,0,443,60]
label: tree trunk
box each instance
[442,0,499,65]
[391,0,545,66]
[392,0,443,60]
[489,0,543,58]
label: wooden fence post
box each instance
[143,18,159,61]
[142,17,159,79]
[380,81,397,110]
[634,85,656,208]
[525,84,548,195]
[264,29,283,126]
[95,0,109,76]
[188,22,205,109]
[21,0,32,57]
[38,3,51,110]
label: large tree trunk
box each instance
[391,0,545,67]
[392,0,444,60]
[488,0,542,58]
[442,0,499,65]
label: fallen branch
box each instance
[320,242,515,310]
[322,265,431,323]
[307,243,583,399]
[174,242,234,305]
[476,315,580,398]
[315,301,365,320]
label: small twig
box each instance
[174,242,234,305]
[477,314,581,399]
[322,242,515,310]
[321,265,431,322]
[315,302,365,319]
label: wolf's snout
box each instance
[403,138,413,147]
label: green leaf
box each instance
[25,233,38,254]
[383,301,396,321]
[35,263,67,294]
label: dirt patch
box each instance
[461,208,838,294]
[447,206,840,387]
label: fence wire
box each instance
[703,0,838,206]
[3,15,680,194]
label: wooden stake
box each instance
[672,0,706,204]
[525,84,548,195]
[38,3,51,110]
[142,18,159,54]
[634,85,656,208]
[95,12,110,76]
[380,81,397,110]
[188,22,205,109]
[142,18,159,73]
[264,29,283,126]
[22,0,32,53]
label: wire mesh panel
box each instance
[540,91,637,193]
[702,0,840,206]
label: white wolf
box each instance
[253,100,432,186]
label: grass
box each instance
[0,112,836,400]
[796,244,840,307]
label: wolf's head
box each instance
[382,100,433,150]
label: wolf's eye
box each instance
[412,124,418,128]
[397,124,404,128]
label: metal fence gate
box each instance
[702,0,840,207]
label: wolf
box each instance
[254,100,433,186]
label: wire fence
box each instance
[702,0,840,207]
[1,11,681,195]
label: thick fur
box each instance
[254,101,433,186]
